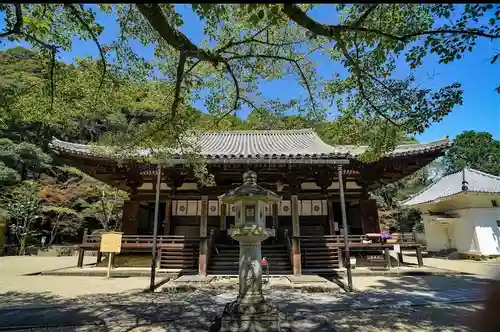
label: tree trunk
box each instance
[18,236,26,256]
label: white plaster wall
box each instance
[450,215,477,253]
[464,208,500,255]
[423,215,452,251]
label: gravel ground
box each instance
[2,303,483,332]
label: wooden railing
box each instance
[82,233,200,248]
[390,232,417,244]
[299,233,417,246]
[299,235,365,245]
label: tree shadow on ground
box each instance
[273,274,490,331]
[0,274,491,331]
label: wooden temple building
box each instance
[50,129,449,276]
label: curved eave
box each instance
[49,136,450,165]
[403,190,500,207]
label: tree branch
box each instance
[226,53,316,112]
[171,52,187,121]
[351,4,379,28]
[65,4,107,90]
[283,4,500,42]
[136,3,223,65]
[333,30,400,126]
[0,4,23,38]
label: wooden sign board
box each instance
[100,232,123,253]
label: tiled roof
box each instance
[402,168,500,206]
[50,129,449,162]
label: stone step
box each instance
[212,256,290,262]
[160,259,197,264]
[207,270,292,275]
[160,264,197,269]
[303,261,340,267]
[161,256,197,260]
[211,262,291,268]
[161,251,197,256]
[301,247,339,253]
[302,253,339,257]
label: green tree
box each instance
[0,138,52,186]
[4,4,498,159]
[42,206,82,246]
[444,131,500,175]
[81,184,128,232]
[1,181,43,255]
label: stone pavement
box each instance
[0,285,487,331]
[402,253,500,279]
[0,256,492,331]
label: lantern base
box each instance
[215,298,286,332]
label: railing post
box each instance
[416,245,424,267]
[82,228,88,243]
[77,248,85,268]
[384,247,391,269]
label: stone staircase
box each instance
[159,238,199,273]
[300,237,343,274]
[208,243,292,275]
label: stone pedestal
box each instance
[214,171,285,332]
[218,299,284,332]
[215,226,285,332]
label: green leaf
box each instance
[257,9,265,19]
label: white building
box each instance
[402,168,500,257]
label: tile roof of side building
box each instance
[50,128,450,160]
[402,168,500,206]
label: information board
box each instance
[99,232,122,253]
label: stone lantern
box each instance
[216,170,283,330]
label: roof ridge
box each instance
[402,167,500,206]
[317,137,449,149]
[467,168,500,181]
[400,174,447,205]
[200,128,314,135]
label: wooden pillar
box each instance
[327,199,336,235]
[220,203,227,230]
[164,198,172,235]
[198,195,208,276]
[291,195,301,276]
[338,165,353,292]
[121,200,139,235]
[272,203,279,234]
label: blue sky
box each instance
[1,5,499,143]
